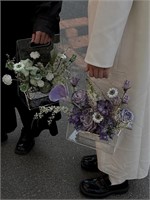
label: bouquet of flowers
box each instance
[2,47,76,110]
[33,70,134,153]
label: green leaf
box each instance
[19,83,29,93]
[69,54,77,63]
[49,49,58,65]
[40,69,48,77]
[5,60,14,70]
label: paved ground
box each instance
[1,1,149,199]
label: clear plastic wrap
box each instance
[66,70,134,154]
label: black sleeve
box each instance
[32,1,62,37]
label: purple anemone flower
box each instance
[94,116,117,141]
[97,100,113,116]
[96,126,109,141]
[49,84,68,102]
[100,131,109,141]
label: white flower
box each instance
[2,74,12,85]
[58,53,67,59]
[29,67,40,76]
[30,79,38,87]
[37,80,44,87]
[46,73,54,81]
[107,88,118,98]
[13,62,25,72]
[92,112,104,123]
[39,106,50,114]
[21,59,33,68]
[37,62,44,68]
[21,69,30,77]
[30,51,40,59]
[33,113,39,119]
[61,106,69,113]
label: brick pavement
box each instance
[60,17,88,69]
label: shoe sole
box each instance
[80,183,129,198]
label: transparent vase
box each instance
[66,123,122,154]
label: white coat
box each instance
[85,0,150,180]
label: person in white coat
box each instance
[80,0,150,198]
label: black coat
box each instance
[1,1,62,135]
[2,1,62,57]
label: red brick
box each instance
[68,35,88,49]
[60,17,88,29]
[65,28,78,38]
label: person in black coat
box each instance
[1,1,62,155]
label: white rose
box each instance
[46,73,54,81]
[37,80,44,87]
[2,74,12,85]
[30,51,40,59]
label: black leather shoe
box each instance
[81,155,99,171]
[80,176,129,198]
[15,128,35,155]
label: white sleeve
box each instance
[85,0,133,68]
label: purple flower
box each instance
[122,94,130,104]
[119,108,134,123]
[112,96,121,106]
[106,117,117,129]
[100,131,109,141]
[80,108,97,132]
[123,80,131,92]
[81,107,92,116]
[71,89,88,106]
[96,126,109,141]
[98,117,116,130]
[69,106,82,125]
[49,84,68,102]
[70,75,80,87]
[94,116,117,141]
[97,100,113,116]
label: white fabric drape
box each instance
[85,0,150,180]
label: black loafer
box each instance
[15,137,35,155]
[80,176,129,198]
[81,155,99,171]
[15,128,35,155]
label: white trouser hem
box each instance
[109,175,126,186]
